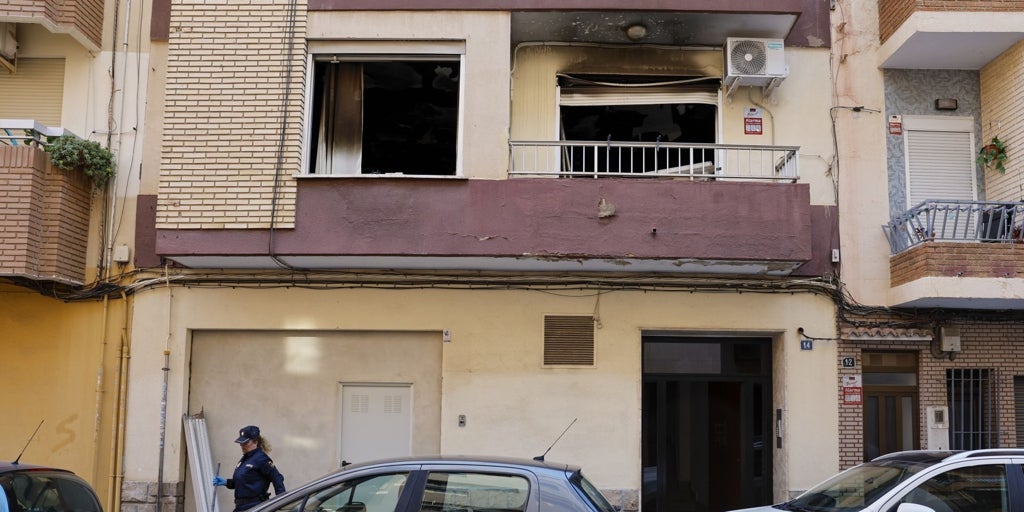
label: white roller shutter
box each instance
[904,117,976,206]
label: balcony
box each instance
[883,200,1024,309]
[0,120,92,286]
[0,1,105,53]
[509,141,799,182]
[878,0,1024,69]
[152,176,823,276]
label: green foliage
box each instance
[977,136,1008,174]
[44,135,115,187]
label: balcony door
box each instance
[557,75,720,174]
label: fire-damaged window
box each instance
[556,74,719,175]
[307,55,461,175]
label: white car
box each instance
[731,449,1024,512]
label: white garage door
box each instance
[187,330,442,512]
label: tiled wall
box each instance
[157,0,308,229]
[884,69,982,216]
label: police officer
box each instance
[213,425,286,511]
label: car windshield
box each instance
[777,459,933,512]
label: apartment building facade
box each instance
[831,0,1024,470]
[22,1,1015,512]
[122,2,844,512]
[0,0,139,509]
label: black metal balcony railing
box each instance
[509,141,799,182]
[883,200,1024,254]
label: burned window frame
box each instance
[554,75,722,175]
[304,42,465,177]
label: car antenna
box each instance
[14,420,44,465]
[533,418,577,462]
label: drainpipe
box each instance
[108,291,131,512]
[93,295,111,481]
[156,349,170,512]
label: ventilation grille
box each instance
[544,315,594,366]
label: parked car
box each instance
[250,456,617,512]
[0,461,103,512]
[731,449,1024,512]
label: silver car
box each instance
[251,456,618,512]
[731,449,1024,512]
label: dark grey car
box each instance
[0,461,103,512]
[250,456,617,512]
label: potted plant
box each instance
[44,135,116,188]
[977,136,1008,173]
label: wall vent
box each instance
[543,315,594,366]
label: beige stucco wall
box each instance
[0,283,128,509]
[832,0,891,307]
[122,283,837,503]
[0,6,147,508]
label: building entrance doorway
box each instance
[641,335,772,512]
[862,351,919,460]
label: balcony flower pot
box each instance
[44,135,115,188]
[977,136,1007,174]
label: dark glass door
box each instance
[642,337,772,512]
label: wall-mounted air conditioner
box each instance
[0,23,17,73]
[724,37,787,96]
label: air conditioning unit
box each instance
[725,37,787,91]
[0,23,17,73]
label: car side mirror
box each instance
[897,503,937,512]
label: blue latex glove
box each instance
[213,476,226,486]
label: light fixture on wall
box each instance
[935,98,958,111]
[625,23,648,41]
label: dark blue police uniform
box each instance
[225,447,285,511]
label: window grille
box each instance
[947,369,998,449]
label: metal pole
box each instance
[157,350,170,512]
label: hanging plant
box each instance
[44,135,116,188]
[977,136,1008,174]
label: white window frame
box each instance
[303,40,467,176]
